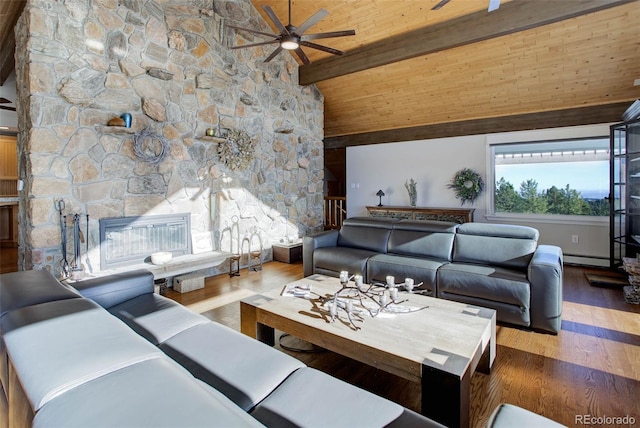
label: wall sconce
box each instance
[376,189,385,207]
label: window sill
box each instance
[484,213,608,227]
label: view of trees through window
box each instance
[492,138,610,217]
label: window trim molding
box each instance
[484,124,612,218]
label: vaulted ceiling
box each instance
[248,0,640,148]
[2,0,639,149]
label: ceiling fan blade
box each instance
[431,0,451,10]
[0,97,11,104]
[488,0,501,12]
[302,30,355,41]
[300,41,343,56]
[294,48,311,65]
[231,40,279,49]
[262,5,289,35]
[264,46,284,63]
[296,9,329,35]
[227,24,278,39]
[0,106,16,112]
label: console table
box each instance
[366,206,474,224]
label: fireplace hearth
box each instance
[99,213,192,271]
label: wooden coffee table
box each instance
[240,274,496,428]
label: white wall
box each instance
[0,71,18,128]
[346,124,612,266]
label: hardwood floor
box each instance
[165,261,640,428]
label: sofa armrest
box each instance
[528,245,563,334]
[71,269,154,309]
[303,230,339,277]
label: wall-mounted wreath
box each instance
[447,168,484,205]
[217,128,254,171]
[133,127,170,164]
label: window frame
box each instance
[485,135,610,227]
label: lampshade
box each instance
[376,189,385,197]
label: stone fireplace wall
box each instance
[15,0,324,277]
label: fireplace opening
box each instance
[99,213,192,270]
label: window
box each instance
[489,137,610,217]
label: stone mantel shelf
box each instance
[95,125,136,135]
[198,136,226,143]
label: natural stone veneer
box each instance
[15,0,324,277]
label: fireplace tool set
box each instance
[220,216,263,276]
[56,199,90,279]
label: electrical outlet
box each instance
[571,235,579,244]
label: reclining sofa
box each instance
[303,217,563,334]
[0,269,442,428]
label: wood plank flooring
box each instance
[165,262,640,428]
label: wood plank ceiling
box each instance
[2,0,638,149]
[0,1,25,87]
[247,0,640,148]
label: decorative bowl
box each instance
[151,251,172,265]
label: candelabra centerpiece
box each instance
[316,272,429,330]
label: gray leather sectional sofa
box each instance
[0,268,441,427]
[303,217,563,334]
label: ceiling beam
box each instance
[323,102,631,149]
[300,0,635,85]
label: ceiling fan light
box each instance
[281,35,300,50]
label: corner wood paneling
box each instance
[366,206,474,224]
[324,102,630,149]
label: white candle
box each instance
[354,274,364,289]
[386,275,395,287]
[405,278,414,292]
[346,300,353,313]
[380,292,389,306]
[340,271,349,283]
[390,287,398,301]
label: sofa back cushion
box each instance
[453,223,539,271]
[388,220,457,260]
[337,217,397,253]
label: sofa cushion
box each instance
[0,270,80,317]
[72,269,154,309]
[251,367,406,428]
[160,322,305,411]
[313,246,378,280]
[389,220,457,260]
[2,298,163,411]
[487,403,565,428]
[437,263,530,327]
[367,254,447,294]
[453,223,538,271]
[108,293,209,345]
[33,358,265,428]
[337,216,396,253]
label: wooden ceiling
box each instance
[2,0,638,148]
[249,0,640,147]
[0,1,25,87]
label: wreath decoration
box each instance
[217,128,254,171]
[447,168,484,205]
[133,127,170,164]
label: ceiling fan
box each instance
[0,97,16,112]
[432,0,501,12]
[228,0,355,65]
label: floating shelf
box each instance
[199,136,226,143]
[95,126,136,135]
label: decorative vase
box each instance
[120,113,132,128]
[405,178,417,207]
